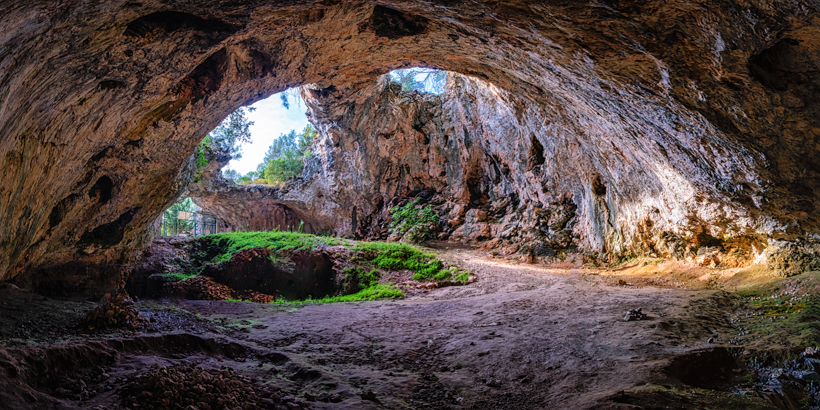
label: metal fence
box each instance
[159,215,217,237]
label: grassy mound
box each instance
[352,242,470,281]
[188,232,472,304]
[198,231,348,263]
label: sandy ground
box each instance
[0,249,778,409]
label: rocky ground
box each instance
[1,246,818,409]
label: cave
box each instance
[2,1,820,408]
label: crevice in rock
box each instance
[79,208,140,247]
[173,48,229,103]
[88,176,114,205]
[367,5,429,39]
[48,194,79,229]
[124,11,238,38]
[591,174,607,197]
[527,135,545,171]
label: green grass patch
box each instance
[343,266,381,292]
[198,231,348,263]
[269,284,405,306]
[150,272,197,282]
[454,271,471,282]
[353,242,453,281]
[746,296,806,318]
[190,232,470,308]
[732,284,820,354]
[168,272,197,281]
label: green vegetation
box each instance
[352,242,466,281]
[389,68,447,94]
[197,232,471,283]
[278,88,301,110]
[195,107,255,181]
[610,255,637,268]
[161,198,196,235]
[165,272,198,281]
[198,231,346,264]
[147,272,198,283]
[224,124,318,186]
[270,284,405,306]
[729,271,820,356]
[262,124,317,185]
[342,266,381,292]
[189,232,471,306]
[388,198,439,243]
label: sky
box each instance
[222,69,442,176]
[224,90,308,175]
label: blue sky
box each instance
[225,91,308,175]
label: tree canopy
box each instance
[203,107,255,159]
[389,68,447,94]
[262,124,318,185]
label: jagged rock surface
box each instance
[2,1,820,287]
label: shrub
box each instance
[388,199,439,242]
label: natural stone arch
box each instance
[2,1,820,288]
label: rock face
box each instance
[188,151,319,234]
[2,1,820,287]
[190,73,771,265]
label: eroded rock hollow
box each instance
[3,1,820,290]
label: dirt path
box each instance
[0,249,776,409]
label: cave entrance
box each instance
[181,67,454,238]
[219,88,311,186]
[163,88,317,235]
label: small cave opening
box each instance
[123,11,238,38]
[387,67,448,95]
[527,135,545,171]
[591,174,607,196]
[88,175,114,204]
[749,38,801,91]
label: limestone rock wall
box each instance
[266,73,766,262]
[1,1,820,287]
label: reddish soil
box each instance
[0,249,788,409]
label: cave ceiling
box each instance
[1,0,819,287]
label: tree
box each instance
[222,168,240,182]
[279,88,302,110]
[203,107,256,159]
[162,198,196,235]
[194,107,256,180]
[261,124,318,185]
[389,68,447,94]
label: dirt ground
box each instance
[0,248,800,409]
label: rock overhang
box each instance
[0,1,818,286]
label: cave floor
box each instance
[0,249,788,409]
